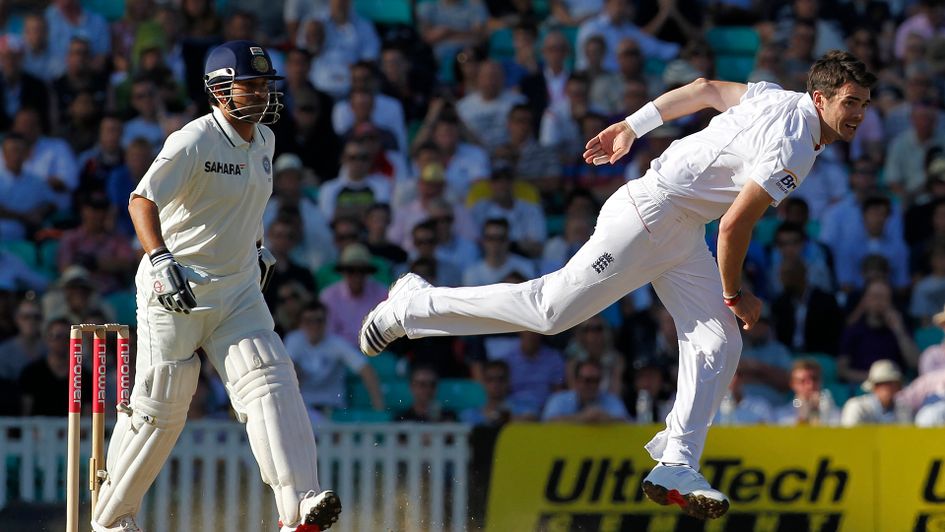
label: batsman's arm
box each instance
[717,180,771,329]
[129,194,167,255]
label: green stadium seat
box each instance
[105,290,137,326]
[436,379,486,411]
[80,0,125,22]
[38,239,60,278]
[489,28,515,59]
[706,26,760,55]
[796,352,838,383]
[354,0,412,25]
[331,408,392,423]
[916,326,944,352]
[349,378,413,410]
[0,240,38,269]
[368,352,400,381]
[825,381,852,408]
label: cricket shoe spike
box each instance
[91,515,142,532]
[642,463,730,520]
[279,490,342,531]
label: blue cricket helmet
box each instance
[204,40,284,124]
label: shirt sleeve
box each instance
[740,81,784,103]
[750,137,814,207]
[132,130,198,208]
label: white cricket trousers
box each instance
[399,176,742,468]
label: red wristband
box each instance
[722,290,742,307]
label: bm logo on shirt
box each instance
[204,161,247,175]
[775,170,798,193]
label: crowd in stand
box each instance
[2,0,945,430]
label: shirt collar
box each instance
[798,93,823,152]
[211,106,254,148]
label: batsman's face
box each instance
[815,82,871,144]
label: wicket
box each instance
[67,324,132,532]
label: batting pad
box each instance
[93,355,200,527]
[224,330,320,526]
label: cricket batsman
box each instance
[360,51,875,519]
[91,41,341,532]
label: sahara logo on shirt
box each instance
[204,161,247,175]
[774,169,798,194]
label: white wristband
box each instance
[624,101,663,138]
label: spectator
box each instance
[791,147,849,224]
[841,359,911,426]
[19,318,85,416]
[540,73,599,164]
[182,0,223,38]
[904,155,945,250]
[567,112,633,198]
[894,0,945,60]
[774,358,840,426]
[285,301,384,423]
[417,0,488,68]
[469,167,546,258]
[0,250,49,295]
[772,0,846,60]
[779,20,818,92]
[0,133,57,241]
[261,213,318,309]
[409,219,461,286]
[882,69,945,142]
[319,243,387,346]
[77,116,124,194]
[389,159,475,251]
[121,77,166,151]
[104,137,152,236]
[332,62,408,155]
[839,278,920,383]
[379,45,432,126]
[314,0,380,65]
[0,298,45,381]
[293,26,347,101]
[319,141,392,221]
[886,101,945,205]
[911,243,945,326]
[413,110,490,202]
[57,190,137,294]
[519,30,570,118]
[628,356,674,424]
[820,158,904,258]
[273,280,315,337]
[492,104,561,190]
[737,307,792,405]
[284,0,330,44]
[575,0,679,72]
[45,0,111,75]
[59,90,100,154]
[276,88,341,183]
[542,211,593,274]
[543,360,630,423]
[461,360,518,426]
[52,37,106,130]
[351,123,408,184]
[263,153,333,270]
[429,198,480,275]
[505,331,566,417]
[564,314,625,397]
[363,203,408,267]
[0,34,52,133]
[499,22,540,90]
[21,13,55,82]
[8,107,79,212]
[767,222,834,295]
[591,37,662,115]
[40,266,113,326]
[714,369,775,425]
[462,218,536,286]
[920,305,945,376]
[395,365,458,422]
[833,196,910,292]
[457,60,526,150]
[316,216,390,289]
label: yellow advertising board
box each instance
[487,424,945,531]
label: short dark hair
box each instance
[862,195,891,213]
[483,218,510,233]
[483,359,509,376]
[302,300,326,315]
[574,359,603,380]
[775,221,806,240]
[807,50,877,98]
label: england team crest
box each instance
[262,156,271,174]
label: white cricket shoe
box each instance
[359,273,431,356]
[279,490,342,531]
[642,463,730,520]
[91,515,142,532]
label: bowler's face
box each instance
[815,82,871,144]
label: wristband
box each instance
[722,289,742,307]
[624,101,663,138]
[149,246,173,266]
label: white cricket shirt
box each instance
[133,107,274,276]
[647,81,823,223]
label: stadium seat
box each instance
[489,28,515,60]
[368,352,401,381]
[38,239,60,278]
[437,379,486,410]
[331,408,393,423]
[706,27,760,83]
[80,0,125,22]
[915,326,944,352]
[0,240,39,269]
[105,290,137,326]
[354,0,412,25]
[796,352,838,383]
[825,381,852,408]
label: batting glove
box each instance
[150,248,211,314]
[258,246,276,292]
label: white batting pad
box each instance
[224,330,320,526]
[93,355,200,527]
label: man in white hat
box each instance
[840,359,911,426]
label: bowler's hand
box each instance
[729,290,762,330]
[583,120,636,165]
